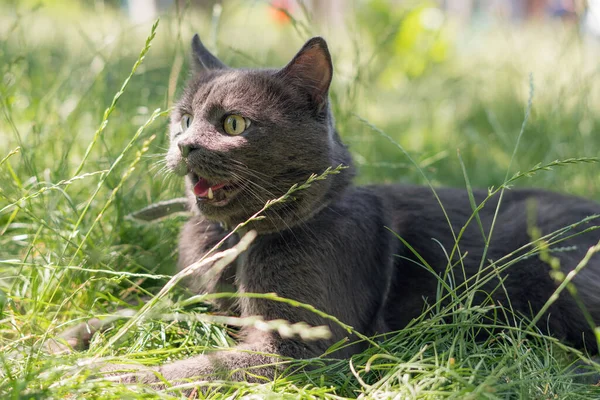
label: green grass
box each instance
[1,1,600,398]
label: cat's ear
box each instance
[277,37,333,110]
[191,34,227,71]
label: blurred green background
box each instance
[2,0,599,193]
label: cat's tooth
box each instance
[208,187,214,200]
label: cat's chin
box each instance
[194,183,242,208]
[192,193,242,226]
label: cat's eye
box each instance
[180,114,193,132]
[223,114,250,136]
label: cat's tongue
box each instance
[194,178,226,198]
[193,178,211,197]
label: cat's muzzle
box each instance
[190,172,241,206]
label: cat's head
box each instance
[166,35,354,232]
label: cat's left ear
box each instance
[191,34,227,71]
[276,37,333,110]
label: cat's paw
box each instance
[97,356,217,393]
[151,355,216,383]
[99,362,161,385]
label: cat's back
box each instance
[364,183,600,343]
[366,183,600,287]
[371,184,600,244]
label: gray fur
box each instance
[191,34,227,71]
[139,35,600,387]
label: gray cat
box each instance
[124,34,600,386]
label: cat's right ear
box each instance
[276,37,333,111]
[191,34,227,72]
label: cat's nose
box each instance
[178,143,195,158]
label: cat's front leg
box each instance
[157,330,281,384]
[105,328,289,388]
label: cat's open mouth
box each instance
[191,174,239,206]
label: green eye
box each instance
[180,114,193,132]
[224,114,250,135]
